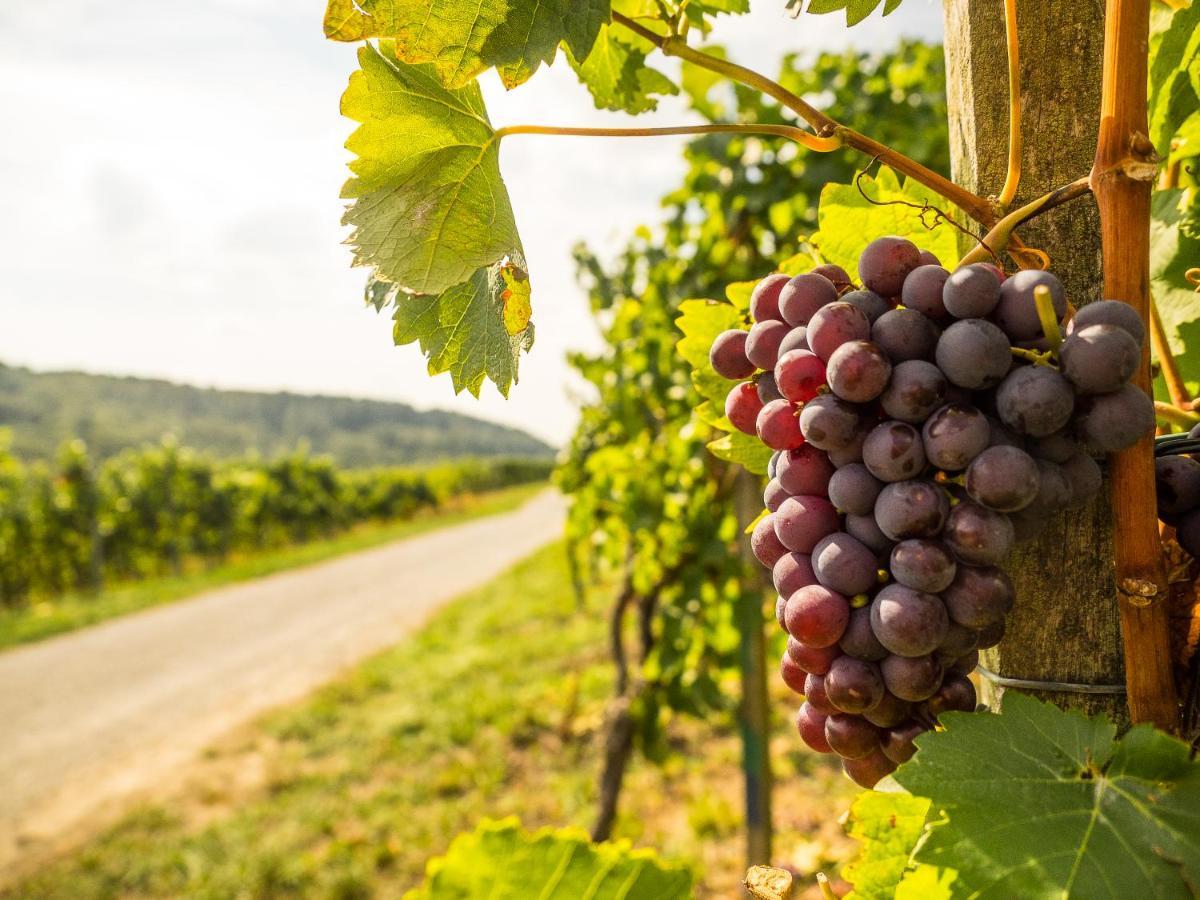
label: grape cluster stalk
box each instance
[710,237,1154,787]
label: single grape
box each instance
[858,235,921,296]
[825,713,882,759]
[750,273,789,323]
[785,584,850,647]
[880,359,947,424]
[828,463,884,515]
[1061,452,1102,507]
[778,326,810,358]
[1155,455,1200,518]
[779,273,840,326]
[813,532,880,596]
[776,444,836,497]
[881,720,928,764]
[710,329,755,380]
[796,703,834,753]
[1023,458,1074,515]
[923,675,977,717]
[873,480,949,540]
[922,403,991,471]
[943,263,1002,319]
[829,422,872,467]
[870,584,949,657]
[964,445,1040,512]
[946,648,980,678]
[804,673,839,715]
[880,653,943,702]
[807,302,871,362]
[756,372,784,405]
[842,748,898,788]
[941,564,1014,629]
[918,250,941,267]
[746,320,791,371]
[996,365,1075,437]
[775,595,787,630]
[774,552,818,597]
[774,349,827,403]
[1060,323,1140,395]
[862,690,913,728]
[786,637,841,675]
[943,501,1014,566]
[757,399,805,450]
[826,340,893,403]
[871,308,939,363]
[901,264,950,320]
[1074,384,1155,453]
[935,318,1012,389]
[846,512,896,556]
[825,655,886,714]
[1026,429,1078,463]
[775,495,841,553]
[812,263,854,292]
[890,539,957,592]
[1066,298,1145,347]
[863,421,928,482]
[841,289,889,323]
[768,450,782,480]
[840,605,889,662]
[937,621,979,659]
[987,416,1025,450]
[799,394,861,451]
[1177,509,1200,558]
[725,382,764,435]
[751,514,788,568]
[764,478,790,512]
[993,269,1067,341]
[780,651,808,693]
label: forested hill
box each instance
[0,362,554,465]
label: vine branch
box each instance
[1150,297,1193,408]
[959,176,1093,267]
[999,0,1023,208]
[493,122,840,152]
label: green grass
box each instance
[0,483,545,651]
[8,541,857,899]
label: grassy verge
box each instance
[9,541,857,899]
[0,483,545,651]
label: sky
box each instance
[0,1,942,447]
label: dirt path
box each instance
[0,489,565,882]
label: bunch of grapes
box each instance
[1156,424,1200,557]
[709,236,1154,787]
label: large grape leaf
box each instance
[707,431,773,474]
[894,692,1200,898]
[812,167,962,277]
[405,817,692,899]
[1151,188,1200,398]
[786,0,904,27]
[842,792,951,900]
[1148,1,1200,158]
[373,261,534,398]
[340,41,520,296]
[567,23,677,114]
[324,0,609,89]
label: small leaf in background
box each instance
[707,431,773,475]
[794,0,905,27]
[813,167,961,275]
[841,792,948,900]
[894,692,1200,897]
[1148,1,1200,159]
[340,42,521,296]
[404,817,693,899]
[567,23,678,115]
[499,263,533,335]
[324,0,609,89]
[387,259,534,398]
[1151,188,1200,398]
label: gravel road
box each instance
[0,489,565,880]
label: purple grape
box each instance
[901,264,950,320]
[825,713,882,759]
[863,421,928,482]
[776,444,836,497]
[781,650,809,693]
[882,720,928,763]
[870,584,949,657]
[943,263,1001,319]
[922,404,991,472]
[796,703,834,753]
[880,360,947,424]
[764,478,790,512]
[778,326,810,357]
[804,672,839,714]
[776,595,787,630]
[840,605,889,662]
[812,532,879,596]
[880,653,943,702]
[756,399,805,450]
[774,349,826,403]
[774,495,841,553]
[873,480,949,541]
[935,318,1012,389]
[858,236,921,296]
[996,366,1075,437]
[924,676,977,717]
[1074,384,1155,453]
[942,564,1014,629]
[784,584,850,647]
[825,655,886,714]
[846,512,896,556]
[710,329,755,380]
[1066,299,1145,347]
[829,421,872,467]
[862,691,913,728]
[890,539,957,592]
[786,637,841,675]
[871,308,939,363]
[812,263,854,292]
[1060,324,1140,395]
[943,501,1014,566]
[1061,452,1102,506]
[843,748,898,788]
[799,394,861,451]
[826,340,892,403]
[1027,430,1078,463]
[768,450,782,480]
[946,648,980,677]
[1023,459,1074,515]
[779,273,839,326]
[774,552,817,596]
[746,319,791,371]
[1156,455,1200,518]
[750,273,789,323]
[756,371,784,404]
[807,302,871,362]
[828,463,884,515]
[936,621,979,659]
[841,289,889,323]
[987,417,1025,450]
[965,445,1040,512]
[993,269,1067,340]
[725,382,763,435]
[751,514,788,568]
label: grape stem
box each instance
[492,122,841,152]
[609,11,999,227]
[1010,346,1057,367]
[1154,401,1200,428]
[1149,297,1192,407]
[959,176,1093,268]
[1033,286,1063,351]
[998,0,1023,209]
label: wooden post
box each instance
[1091,0,1180,729]
[942,0,1126,721]
[734,469,773,866]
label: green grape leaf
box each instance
[842,792,950,900]
[707,431,772,474]
[676,298,747,406]
[405,817,693,899]
[1148,1,1200,158]
[792,0,904,27]
[340,42,520,296]
[1150,188,1200,397]
[382,260,534,398]
[568,24,677,114]
[894,692,1200,898]
[324,0,609,89]
[812,167,961,276]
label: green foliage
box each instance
[405,818,692,899]
[0,362,552,466]
[0,435,550,608]
[786,0,905,27]
[841,792,944,900]
[1148,2,1200,159]
[1151,189,1200,398]
[567,23,677,114]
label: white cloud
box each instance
[0,1,941,447]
